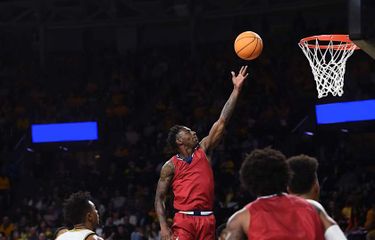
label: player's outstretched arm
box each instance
[154,160,175,240]
[200,66,249,153]
[224,207,249,240]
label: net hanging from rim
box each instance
[298,35,359,98]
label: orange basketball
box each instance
[234,31,263,60]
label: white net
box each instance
[299,37,357,98]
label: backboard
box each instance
[348,0,375,59]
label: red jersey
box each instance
[171,146,214,211]
[246,194,324,240]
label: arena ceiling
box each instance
[0,0,343,29]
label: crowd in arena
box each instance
[0,12,375,240]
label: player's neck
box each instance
[179,152,192,158]
[73,223,91,231]
[179,146,194,158]
[297,192,316,201]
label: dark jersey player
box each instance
[154,66,249,240]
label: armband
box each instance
[324,225,347,240]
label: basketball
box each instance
[234,31,263,60]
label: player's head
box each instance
[63,191,99,230]
[287,154,320,200]
[167,125,199,152]
[240,147,289,196]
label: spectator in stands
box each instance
[365,203,375,240]
[0,169,11,209]
[0,216,15,238]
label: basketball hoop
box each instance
[298,34,359,98]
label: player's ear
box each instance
[87,212,93,222]
[312,179,320,200]
[286,186,292,194]
[175,134,183,145]
[176,138,183,145]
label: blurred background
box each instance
[0,0,374,239]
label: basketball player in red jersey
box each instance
[287,154,347,240]
[154,66,249,240]
[224,148,325,240]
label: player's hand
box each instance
[160,227,172,240]
[231,65,249,90]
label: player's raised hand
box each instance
[231,65,249,90]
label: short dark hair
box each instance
[63,191,92,226]
[240,148,289,196]
[166,125,184,151]
[287,154,318,194]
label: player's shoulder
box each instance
[226,207,250,236]
[288,196,328,216]
[163,158,175,168]
[287,194,313,205]
[86,234,103,240]
[160,159,175,174]
[306,199,325,211]
[228,207,250,226]
[54,227,69,239]
[191,145,203,156]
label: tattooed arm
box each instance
[155,160,175,240]
[200,66,249,155]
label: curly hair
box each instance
[166,125,184,152]
[240,148,290,196]
[63,191,92,226]
[287,154,318,194]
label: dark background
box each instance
[0,0,374,239]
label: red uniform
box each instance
[246,194,325,240]
[170,146,215,240]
